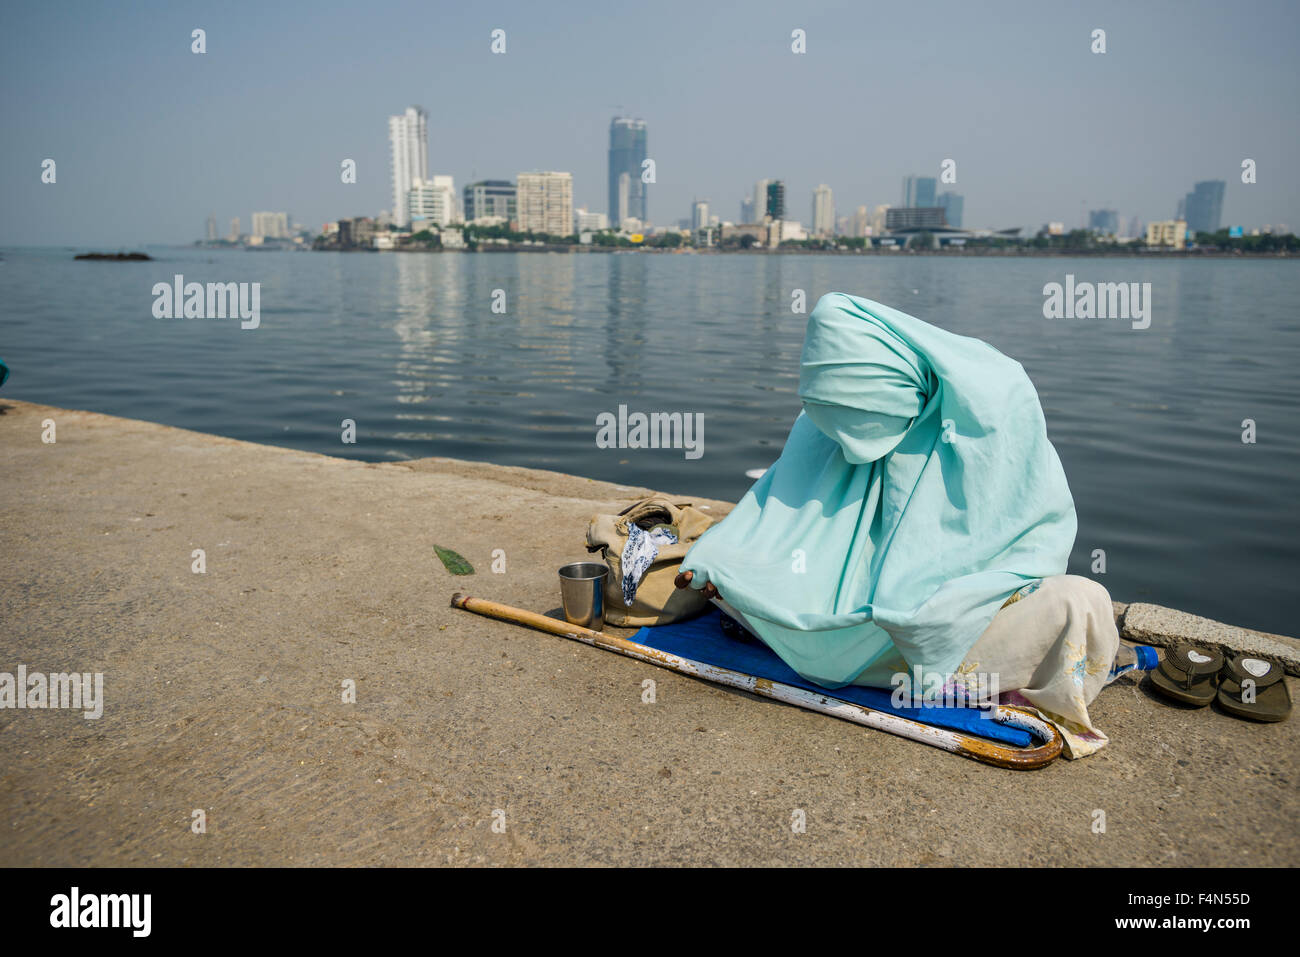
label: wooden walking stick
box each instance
[451,592,1063,770]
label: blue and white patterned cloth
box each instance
[620,524,678,606]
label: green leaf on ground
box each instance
[434,545,475,575]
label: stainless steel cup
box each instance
[558,562,608,630]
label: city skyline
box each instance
[3,0,1297,246]
[192,171,1252,245]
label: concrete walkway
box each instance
[0,399,1295,866]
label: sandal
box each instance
[1216,656,1292,723]
[1149,644,1224,706]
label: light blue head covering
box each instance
[679,293,1076,688]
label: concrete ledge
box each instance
[1121,603,1300,677]
[1,398,1296,867]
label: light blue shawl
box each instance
[679,293,1076,688]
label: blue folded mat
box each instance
[631,609,1033,747]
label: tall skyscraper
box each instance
[389,106,429,228]
[1183,180,1225,234]
[902,175,937,208]
[766,181,786,220]
[937,192,964,228]
[740,196,755,223]
[517,171,574,236]
[692,199,710,231]
[812,184,835,236]
[463,180,517,223]
[228,217,240,241]
[206,214,217,241]
[753,179,771,221]
[608,117,648,227]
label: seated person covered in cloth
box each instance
[674,293,1118,757]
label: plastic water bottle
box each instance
[1106,642,1160,685]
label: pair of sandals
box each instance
[1150,645,1292,722]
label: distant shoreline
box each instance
[311,244,1298,259]
[162,241,1299,259]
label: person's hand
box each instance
[674,569,721,601]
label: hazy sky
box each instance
[2,0,1297,246]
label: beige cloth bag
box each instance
[586,498,716,627]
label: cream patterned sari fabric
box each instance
[845,574,1120,758]
[965,575,1120,758]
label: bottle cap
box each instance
[1134,645,1160,670]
